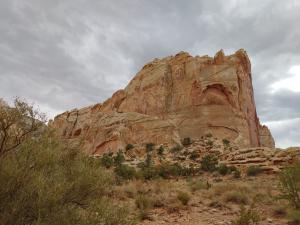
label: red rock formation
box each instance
[51,49,275,154]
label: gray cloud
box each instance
[0,0,299,148]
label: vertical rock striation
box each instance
[51,49,275,155]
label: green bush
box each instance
[146,143,155,152]
[181,137,192,146]
[170,144,183,153]
[218,164,229,175]
[125,143,134,151]
[177,191,191,206]
[114,150,125,166]
[279,163,300,209]
[231,206,260,225]
[189,151,200,160]
[141,166,159,180]
[233,170,241,179]
[157,146,164,155]
[101,153,114,168]
[201,154,218,172]
[246,166,263,176]
[222,138,230,147]
[114,164,137,181]
[145,153,152,168]
[0,133,132,225]
[206,133,213,138]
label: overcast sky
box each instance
[0,0,299,148]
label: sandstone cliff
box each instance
[52,49,275,155]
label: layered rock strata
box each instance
[52,49,275,155]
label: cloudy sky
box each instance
[0,0,299,148]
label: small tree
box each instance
[157,146,164,155]
[201,154,218,172]
[0,98,46,158]
[181,137,192,146]
[125,143,134,151]
[279,163,300,209]
[113,150,125,166]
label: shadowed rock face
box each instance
[51,49,275,155]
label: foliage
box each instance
[225,191,249,205]
[114,150,125,166]
[278,163,300,209]
[125,143,134,151]
[114,164,137,181]
[145,143,154,152]
[0,98,46,158]
[246,166,263,176]
[157,146,164,155]
[181,137,192,146]
[189,151,200,160]
[218,164,229,175]
[222,138,230,147]
[201,154,218,172]
[205,133,213,138]
[101,153,114,168]
[170,144,183,153]
[0,133,132,225]
[145,153,152,168]
[231,206,260,225]
[189,180,209,192]
[135,195,153,220]
[233,170,241,179]
[177,191,191,206]
[287,209,300,224]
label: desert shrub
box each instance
[101,153,114,168]
[145,153,152,168]
[157,163,192,178]
[125,143,134,151]
[206,140,214,147]
[228,165,238,172]
[146,143,155,152]
[189,151,200,160]
[206,133,213,138]
[201,154,218,172]
[224,191,249,205]
[170,144,183,153]
[189,180,208,192]
[246,165,263,176]
[181,137,192,146]
[141,166,159,180]
[231,206,260,225]
[279,163,300,209]
[135,195,153,220]
[233,170,241,179]
[114,164,137,181]
[113,150,125,166]
[287,209,300,224]
[218,164,229,175]
[157,146,164,155]
[0,133,132,225]
[222,138,230,147]
[0,98,46,158]
[177,191,191,205]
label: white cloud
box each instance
[271,66,300,92]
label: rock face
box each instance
[52,49,275,155]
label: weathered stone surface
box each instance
[52,49,275,154]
